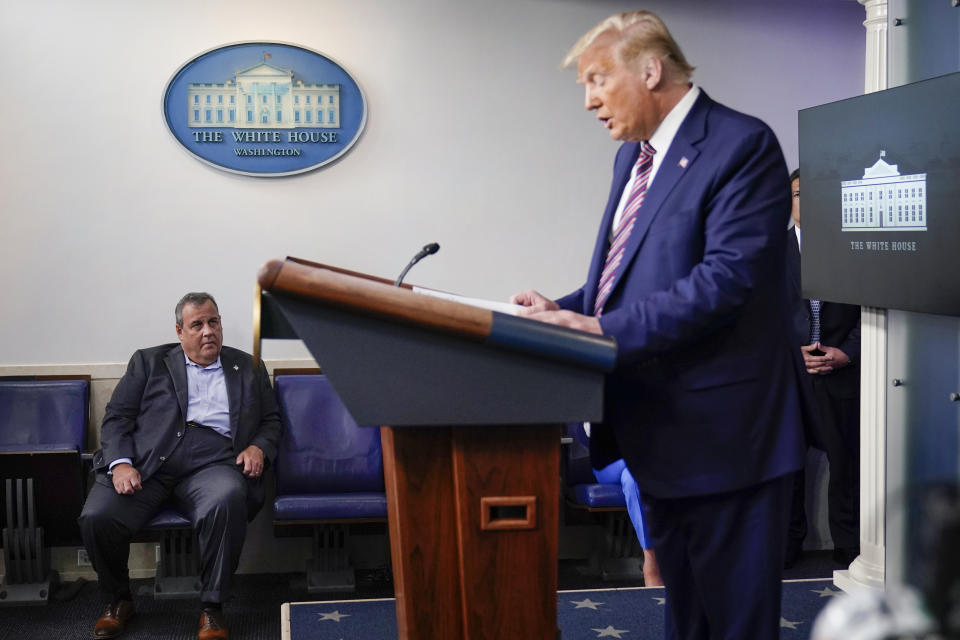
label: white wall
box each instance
[0,0,864,367]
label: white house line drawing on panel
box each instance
[840,151,927,232]
[187,57,340,129]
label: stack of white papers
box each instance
[411,287,525,316]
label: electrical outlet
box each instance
[77,549,91,566]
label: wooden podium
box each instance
[257,257,616,639]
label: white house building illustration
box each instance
[840,151,926,231]
[187,59,340,129]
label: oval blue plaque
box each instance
[162,42,367,177]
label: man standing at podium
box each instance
[512,11,807,640]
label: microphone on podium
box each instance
[394,242,440,286]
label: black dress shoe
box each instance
[93,599,135,639]
[833,547,859,566]
[783,542,803,569]
[198,608,229,640]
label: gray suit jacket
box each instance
[91,343,283,517]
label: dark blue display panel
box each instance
[798,71,960,316]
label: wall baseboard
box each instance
[0,358,318,379]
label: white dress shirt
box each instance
[610,85,701,235]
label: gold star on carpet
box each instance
[780,616,802,630]
[592,625,630,638]
[571,598,603,610]
[317,610,350,622]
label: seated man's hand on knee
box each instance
[111,463,142,495]
[236,445,264,478]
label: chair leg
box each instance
[305,524,355,593]
[153,528,202,600]
[0,478,54,605]
[599,512,643,582]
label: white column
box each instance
[860,0,889,94]
[835,307,887,591]
[835,0,888,593]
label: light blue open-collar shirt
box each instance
[183,354,231,438]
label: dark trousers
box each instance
[787,468,808,549]
[78,425,248,603]
[788,377,860,551]
[643,474,793,640]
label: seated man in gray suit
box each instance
[79,292,283,640]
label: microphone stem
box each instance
[394,260,417,287]
[395,243,439,286]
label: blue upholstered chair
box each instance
[0,379,88,452]
[564,422,629,510]
[562,422,643,581]
[273,374,387,593]
[0,377,89,604]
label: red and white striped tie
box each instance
[593,141,656,316]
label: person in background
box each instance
[593,454,663,586]
[785,169,861,568]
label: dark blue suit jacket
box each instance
[557,91,808,500]
[787,227,861,398]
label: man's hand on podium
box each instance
[510,290,603,335]
[510,290,559,312]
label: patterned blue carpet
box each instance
[282,578,840,639]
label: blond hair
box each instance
[563,11,695,83]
